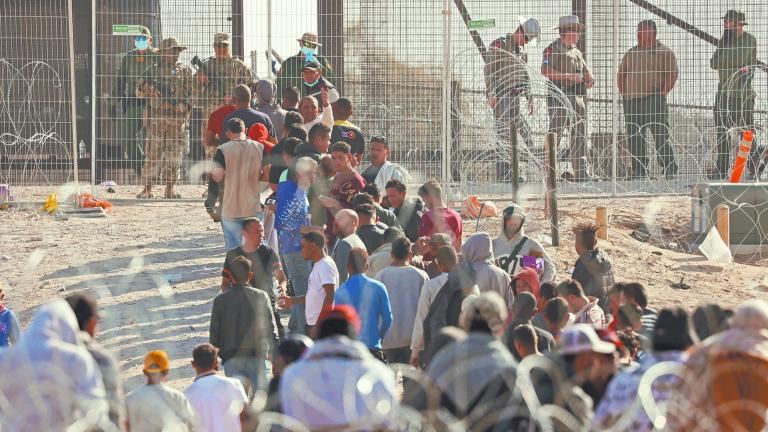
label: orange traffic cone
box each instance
[730,130,754,183]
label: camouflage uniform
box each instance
[195,35,254,159]
[112,44,158,174]
[138,51,194,186]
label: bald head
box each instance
[334,209,359,238]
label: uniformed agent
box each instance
[484,17,541,182]
[710,9,758,179]
[542,15,595,182]
[136,38,194,199]
[195,32,254,160]
[111,26,158,176]
[275,32,336,100]
[617,20,679,179]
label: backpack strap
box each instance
[509,236,529,258]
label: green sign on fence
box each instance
[112,24,145,36]
[468,19,496,29]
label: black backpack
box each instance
[423,263,475,351]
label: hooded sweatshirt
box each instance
[493,227,556,283]
[462,233,514,308]
[572,248,615,309]
[0,300,108,431]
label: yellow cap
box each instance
[143,350,170,373]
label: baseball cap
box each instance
[214,32,232,45]
[558,324,616,356]
[722,9,746,24]
[297,32,322,47]
[255,79,276,100]
[159,37,186,51]
[143,350,170,373]
[317,305,361,334]
[429,233,452,245]
[302,59,323,71]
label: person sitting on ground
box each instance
[556,279,607,329]
[620,282,657,335]
[210,256,279,396]
[410,245,462,366]
[504,292,555,360]
[461,232,514,309]
[594,308,696,431]
[281,86,300,112]
[265,334,314,413]
[330,208,366,284]
[572,222,615,309]
[65,293,124,429]
[417,179,463,250]
[532,282,556,330]
[126,350,195,432]
[427,292,532,430]
[321,141,367,244]
[221,217,287,337]
[279,232,339,334]
[280,306,398,430]
[376,237,429,364]
[331,97,366,167]
[385,179,425,242]
[544,297,573,337]
[334,248,393,361]
[411,233,453,279]
[365,227,405,278]
[492,203,556,283]
[355,203,386,254]
[356,184,401,229]
[0,300,108,431]
[0,284,20,347]
[184,343,248,432]
[513,324,541,359]
[361,135,410,192]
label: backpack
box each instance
[423,264,475,351]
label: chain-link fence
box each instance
[4,0,768,200]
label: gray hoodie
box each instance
[462,233,514,308]
[492,228,557,283]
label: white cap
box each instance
[519,17,541,44]
[557,324,616,356]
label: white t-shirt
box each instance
[306,256,339,325]
[184,373,248,432]
[126,383,195,432]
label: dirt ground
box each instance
[1,185,767,392]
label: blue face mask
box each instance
[304,78,320,87]
[135,37,149,51]
[300,46,317,62]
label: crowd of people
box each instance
[3,21,768,432]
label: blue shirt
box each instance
[222,108,276,138]
[334,274,393,349]
[0,308,20,347]
[275,180,310,255]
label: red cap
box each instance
[513,267,541,300]
[248,122,270,144]
[317,305,361,334]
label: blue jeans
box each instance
[221,212,263,250]
[223,356,271,397]
[283,251,311,335]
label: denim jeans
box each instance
[221,212,263,250]
[283,251,311,335]
[223,356,271,397]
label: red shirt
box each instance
[419,207,463,250]
[206,105,238,145]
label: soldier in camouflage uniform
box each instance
[195,32,254,161]
[136,38,194,199]
[710,10,759,179]
[275,32,336,101]
[484,17,541,182]
[111,26,158,175]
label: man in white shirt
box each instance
[360,135,410,192]
[184,343,248,432]
[126,350,195,432]
[299,88,334,132]
[280,231,339,334]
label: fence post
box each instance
[90,0,97,189]
[67,0,80,191]
[611,0,619,194]
[511,120,519,203]
[318,0,344,94]
[231,0,244,59]
[596,206,608,239]
[450,80,461,182]
[716,204,730,247]
[441,0,452,186]
[545,132,560,247]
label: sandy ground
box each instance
[1,186,767,393]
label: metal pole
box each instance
[67,0,80,191]
[611,0,619,194]
[511,122,520,203]
[266,0,273,78]
[90,0,96,189]
[546,132,560,246]
[441,0,452,186]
